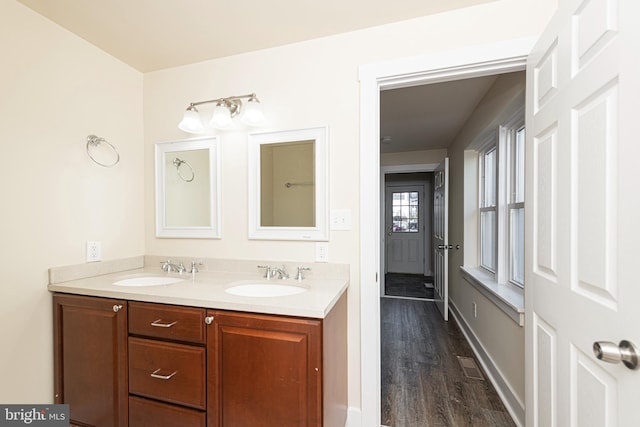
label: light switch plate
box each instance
[330,209,352,230]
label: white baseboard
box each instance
[449,301,525,427]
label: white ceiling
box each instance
[17,0,496,72]
[17,0,508,153]
[380,75,500,153]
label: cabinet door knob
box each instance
[204,316,214,325]
[112,304,123,313]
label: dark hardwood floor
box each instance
[381,297,515,427]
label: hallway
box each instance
[381,296,515,427]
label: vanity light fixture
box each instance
[178,93,266,133]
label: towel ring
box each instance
[86,134,120,167]
[173,158,195,182]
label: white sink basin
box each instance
[225,283,307,297]
[113,276,185,287]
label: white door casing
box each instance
[525,0,640,426]
[433,159,449,321]
[385,184,425,275]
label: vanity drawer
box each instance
[129,337,206,410]
[129,301,206,344]
[129,396,205,427]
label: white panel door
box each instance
[526,0,640,426]
[385,184,425,274]
[433,159,449,321]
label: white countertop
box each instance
[48,266,348,319]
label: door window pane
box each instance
[392,191,419,233]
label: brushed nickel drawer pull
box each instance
[150,319,178,328]
[150,368,177,380]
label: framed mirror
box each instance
[155,136,221,238]
[248,127,328,241]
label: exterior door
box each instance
[385,184,425,274]
[525,0,640,425]
[433,159,449,321]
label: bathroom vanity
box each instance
[49,257,348,427]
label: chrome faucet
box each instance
[189,260,202,274]
[270,266,289,280]
[295,267,311,281]
[258,264,289,280]
[161,260,186,274]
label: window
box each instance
[391,191,419,233]
[477,112,525,287]
[508,126,525,286]
[479,143,497,272]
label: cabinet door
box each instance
[207,311,322,427]
[53,294,128,427]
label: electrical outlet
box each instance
[315,242,329,262]
[86,241,102,262]
[472,301,477,318]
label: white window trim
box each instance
[502,111,525,287]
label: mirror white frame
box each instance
[155,136,221,238]
[248,126,329,241]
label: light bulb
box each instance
[210,102,232,128]
[178,107,204,133]
[241,96,266,126]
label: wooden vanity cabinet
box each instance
[53,294,128,427]
[207,310,322,427]
[54,292,348,427]
[127,302,207,427]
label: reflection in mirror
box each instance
[155,137,220,238]
[249,127,328,241]
[260,140,315,227]
[165,149,209,227]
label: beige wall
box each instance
[143,0,555,413]
[447,72,527,402]
[381,148,448,167]
[0,1,144,402]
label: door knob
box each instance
[593,340,639,370]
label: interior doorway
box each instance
[382,173,434,296]
[359,39,534,426]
